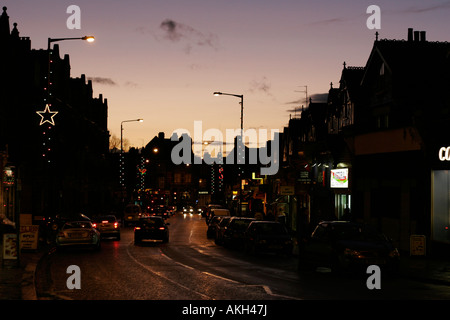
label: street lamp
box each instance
[120,119,144,154]
[213,92,244,134]
[47,36,95,50]
[120,119,143,190]
[213,91,244,215]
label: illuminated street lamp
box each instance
[213,91,244,215]
[121,119,144,154]
[47,35,95,50]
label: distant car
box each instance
[134,217,169,244]
[244,221,293,256]
[207,216,229,239]
[300,221,400,273]
[221,217,255,247]
[56,221,101,250]
[92,215,120,240]
[151,206,170,219]
[183,206,195,214]
[124,204,144,226]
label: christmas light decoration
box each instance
[36,104,58,126]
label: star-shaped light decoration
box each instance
[36,104,58,126]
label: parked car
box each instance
[214,216,232,245]
[221,217,255,247]
[300,221,400,273]
[244,221,293,256]
[205,204,224,223]
[134,217,169,244]
[56,221,101,250]
[92,215,120,240]
[207,208,231,225]
[207,216,229,239]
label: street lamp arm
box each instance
[121,119,143,125]
[48,36,95,50]
[213,92,243,99]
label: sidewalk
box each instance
[0,247,46,300]
[1,248,450,300]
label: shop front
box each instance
[431,145,450,245]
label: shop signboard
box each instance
[280,185,294,195]
[410,235,426,256]
[2,233,18,260]
[20,225,39,250]
[330,168,349,188]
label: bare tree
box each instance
[109,134,130,152]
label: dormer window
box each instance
[380,62,385,76]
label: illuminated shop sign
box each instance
[330,168,349,188]
[438,146,450,161]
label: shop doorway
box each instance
[432,170,450,243]
[335,194,351,220]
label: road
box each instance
[35,212,450,301]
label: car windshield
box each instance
[256,223,287,235]
[63,221,92,229]
[232,219,253,231]
[93,216,115,223]
[329,224,385,242]
[139,218,164,227]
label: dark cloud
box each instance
[249,76,272,95]
[399,1,450,14]
[306,17,346,26]
[88,77,117,86]
[159,19,219,53]
[285,92,328,106]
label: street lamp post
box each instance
[120,119,143,192]
[40,35,95,219]
[213,92,244,216]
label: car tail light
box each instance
[102,220,109,224]
[134,227,141,230]
[159,227,165,230]
[92,223,97,228]
[114,222,118,228]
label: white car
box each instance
[56,221,101,250]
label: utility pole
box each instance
[295,85,308,117]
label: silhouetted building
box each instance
[352,28,450,252]
[0,7,110,222]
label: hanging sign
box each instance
[330,168,349,188]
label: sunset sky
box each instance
[4,0,450,149]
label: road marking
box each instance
[161,243,302,300]
[126,242,212,300]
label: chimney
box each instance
[408,28,413,42]
[420,31,426,42]
[414,31,420,42]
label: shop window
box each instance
[432,170,450,243]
